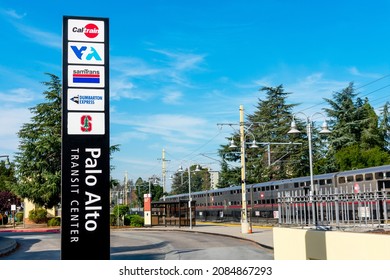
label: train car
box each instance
[162,165,390,225]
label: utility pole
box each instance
[158,148,170,193]
[124,171,128,206]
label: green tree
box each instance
[13,74,120,208]
[324,83,390,170]
[13,73,62,208]
[216,160,241,189]
[379,102,390,151]
[112,204,129,221]
[170,165,209,194]
[132,176,165,202]
[335,144,390,170]
[218,85,302,186]
[0,161,16,192]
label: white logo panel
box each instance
[68,42,105,65]
[68,19,105,42]
[68,112,105,135]
[68,65,105,88]
[67,88,105,111]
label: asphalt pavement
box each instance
[0,222,274,257]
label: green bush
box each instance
[124,214,144,227]
[15,212,24,222]
[47,217,61,226]
[28,208,48,224]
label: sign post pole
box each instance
[61,16,110,260]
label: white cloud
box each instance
[13,22,61,49]
[111,57,161,77]
[112,113,212,142]
[3,9,27,19]
[162,90,183,104]
[149,49,206,71]
[348,67,382,79]
[0,88,36,103]
[0,107,31,152]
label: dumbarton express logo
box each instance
[72,23,99,38]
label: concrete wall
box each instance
[24,199,57,220]
[273,227,390,260]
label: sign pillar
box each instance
[144,194,152,227]
[61,16,110,260]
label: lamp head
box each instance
[229,139,237,148]
[287,120,301,134]
[1,155,10,169]
[319,120,331,134]
[249,140,259,148]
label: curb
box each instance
[0,228,60,233]
[0,237,17,257]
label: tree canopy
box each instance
[13,73,62,208]
[12,74,120,208]
[213,82,390,192]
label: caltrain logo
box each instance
[70,45,102,61]
[260,193,265,199]
[80,115,92,132]
[72,23,99,38]
[353,183,360,194]
[72,69,100,84]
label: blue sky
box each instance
[1,1,390,191]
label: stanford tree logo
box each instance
[81,115,92,132]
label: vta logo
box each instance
[81,115,92,132]
[71,46,102,61]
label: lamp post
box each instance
[1,155,11,226]
[178,164,200,229]
[288,112,331,226]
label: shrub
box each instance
[47,217,61,226]
[15,212,24,222]
[28,208,48,224]
[124,214,144,227]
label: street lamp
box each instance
[0,155,10,169]
[287,112,331,226]
[178,164,200,229]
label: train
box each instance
[162,165,390,225]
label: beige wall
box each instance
[24,198,57,219]
[273,227,390,260]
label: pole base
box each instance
[241,221,252,234]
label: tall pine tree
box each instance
[14,74,62,208]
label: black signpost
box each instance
[61,16,110,260]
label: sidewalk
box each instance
[0,225,60,256]
[0,222,274,257]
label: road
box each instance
[1,230,273,260]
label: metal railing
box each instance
[277,186,389,231]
